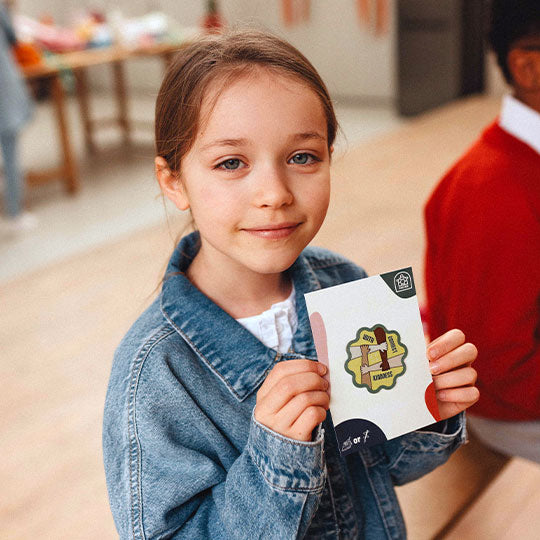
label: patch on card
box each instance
[345,324,407,393]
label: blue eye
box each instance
[217,158,243,170]
[289,153,318,165]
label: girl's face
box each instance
[164,68,331,281]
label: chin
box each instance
[248,250,302,275]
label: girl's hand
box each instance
[427,329,479,420]
[254,359,329,442]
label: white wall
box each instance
[17,0,397,103]
[220,0,397,102]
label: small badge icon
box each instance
[394,271,412,293]
[341,437,353,452]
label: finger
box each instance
[258,359,326,401]
[438,399,479,421]
[261,359,326,391]
[258,372,329,415]
[432,367,477,390]
[437,386,480,403]
[288,405,328,441]
[275,390,330,431]
[427,329,466,360]
[429,343,478,375]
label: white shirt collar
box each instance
[499,94,540,155]
[236,286,298,354]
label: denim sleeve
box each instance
[383,413,467,486]
[103,345,326,539]
[149,414,325,540]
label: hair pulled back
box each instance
[155,29,338,173]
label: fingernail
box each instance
[428,348,438,360]
[437,391,446,400]
[318,363,327,375]
[430,362,440,375]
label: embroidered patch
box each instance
[345,324,407,393]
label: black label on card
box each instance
[334,418,388,455]
[380,267,416,299]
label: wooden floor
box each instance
[3,95,540,539]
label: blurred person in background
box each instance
[0,0,35,232]
[424,0,540,463]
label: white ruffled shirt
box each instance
[236,287,298,354]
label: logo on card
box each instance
[380,267,417,299]
[344,324,407,393]
[394,271,412,293]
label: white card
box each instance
[305,267,440,455]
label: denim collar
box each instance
[160,232,322,402]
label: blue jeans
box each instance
[0,130,22,217]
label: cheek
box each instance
[188,182,243,226]
[304,175,331,217]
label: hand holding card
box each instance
[427,329,479,420]
[254,359,330,442]
[305,267,478,455]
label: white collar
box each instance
[499,94,540,155]
[236,286,298,354]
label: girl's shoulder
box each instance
[114,295,174,356]
[105,295,202,426]
[109,296,187,385]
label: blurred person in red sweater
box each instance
[424,0,540,463]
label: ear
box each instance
[508,48,540,91]
[155,156,190,211]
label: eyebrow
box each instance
[200,131,327,152]
[200,138,249,151]
[290,131,326,143]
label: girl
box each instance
[103,29,479,540]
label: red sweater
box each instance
[425,122,540,420]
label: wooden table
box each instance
[23,43,182,193]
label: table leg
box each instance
[74,68,96,154]
[112,60,131,145]
[50,74,79,194]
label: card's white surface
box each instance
[305,268,439,453]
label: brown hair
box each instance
[155,28,338,174]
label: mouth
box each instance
[242,222,301,239]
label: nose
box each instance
[252,163,294,208]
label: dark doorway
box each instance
[397,0,487,116]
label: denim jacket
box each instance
[103,232,466,540]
